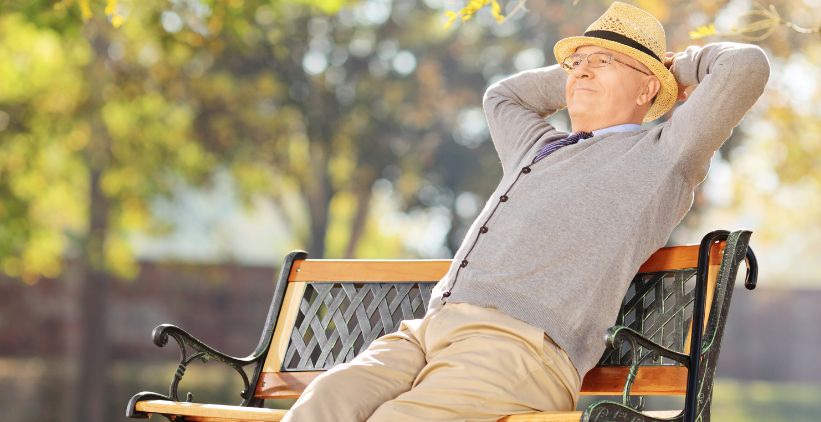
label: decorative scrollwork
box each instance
[150,324,262,405]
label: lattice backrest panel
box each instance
[280,268,703,371]
[598,268,699,366]
[282,282,434,370]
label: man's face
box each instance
[564,45,655,124]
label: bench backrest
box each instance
[251,240,734,400]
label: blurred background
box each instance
[0,0,819,421]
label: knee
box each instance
[302,364,357,401]
[284,366,373,421]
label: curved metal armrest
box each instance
[148,324,264,405]
[606,325,690,366]
[152,324,252,366]
[606,325,690,409]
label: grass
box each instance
[577,379,821,421]
[711,379,821,421]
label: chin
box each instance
[568,107,593,121]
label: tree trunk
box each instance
[70,23,112,422]
[344,172,376,258]
[305,146,331,259]
[71,168,111,422]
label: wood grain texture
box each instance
[288,259,451,282]
[684,263,720,353]
[286,242,726,282]
[134,401,286,421]
[134,400,678,422]
[262,282,306,373]
[498,410,681,421]
[255,366,687,399]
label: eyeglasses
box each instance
[561,52,652,76]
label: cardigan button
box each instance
[479,226,488,233]
[460,259,469,268]
[521,166,531,174]
[500,195,509,202]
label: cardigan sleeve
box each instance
[663,42,771,186]
[482,64,568,175]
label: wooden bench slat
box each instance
[290,259,451,282]
[134,400,679,422]
[498,410,681,421]
[498,411,584,422]
[287,243,724,282]
[134,401,286,421]
[579,366,688,395]
[255,366,688,399]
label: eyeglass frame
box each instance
[561,52,652,76]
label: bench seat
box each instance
[133,400,680,422]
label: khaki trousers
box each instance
[282,302,581,422]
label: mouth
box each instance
[574,88,596,93]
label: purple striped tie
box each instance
[532,131,593,164]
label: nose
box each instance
[571,63,592,79]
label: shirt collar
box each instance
[591,123,643,137]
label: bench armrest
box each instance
[126,325,265,417]
[153,324,261,400]
[604,325,690,409]
[605,325,689,365]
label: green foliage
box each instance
[3,0,818,286]
[1,0,506,286]
[0,8,217,280]
[58,0,125,27]
[0,15,89,281]
[711,379,821,421]
[689,3,820,41]
[444,0,506,29]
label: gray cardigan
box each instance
[426,42,770,380]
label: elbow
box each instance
[482,82,512,116]
[483,81,505,107]
[482,87,494,108]
[731,44,771,93]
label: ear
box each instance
[637,76,661,106]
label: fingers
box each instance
[677,87,689,102]
[663,51,678,68]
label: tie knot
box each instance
[531,131,594,164]
[568,131,594,142]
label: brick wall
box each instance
[1,263,819,382]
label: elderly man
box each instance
[283,2,770,421]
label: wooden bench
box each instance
[126,229,758,422]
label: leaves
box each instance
[61,0,124,27]
[444,0,507,30]
[689,3,820,41]
[689,24,717,40]
[105,0,124,28]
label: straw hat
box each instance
[553,1,678,122]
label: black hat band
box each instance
[583,30,661,62]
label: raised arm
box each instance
[482,64,568,175]
[664,42,770,186]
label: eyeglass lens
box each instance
[564,53,610,70]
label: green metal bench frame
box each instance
[126,229,757,422]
